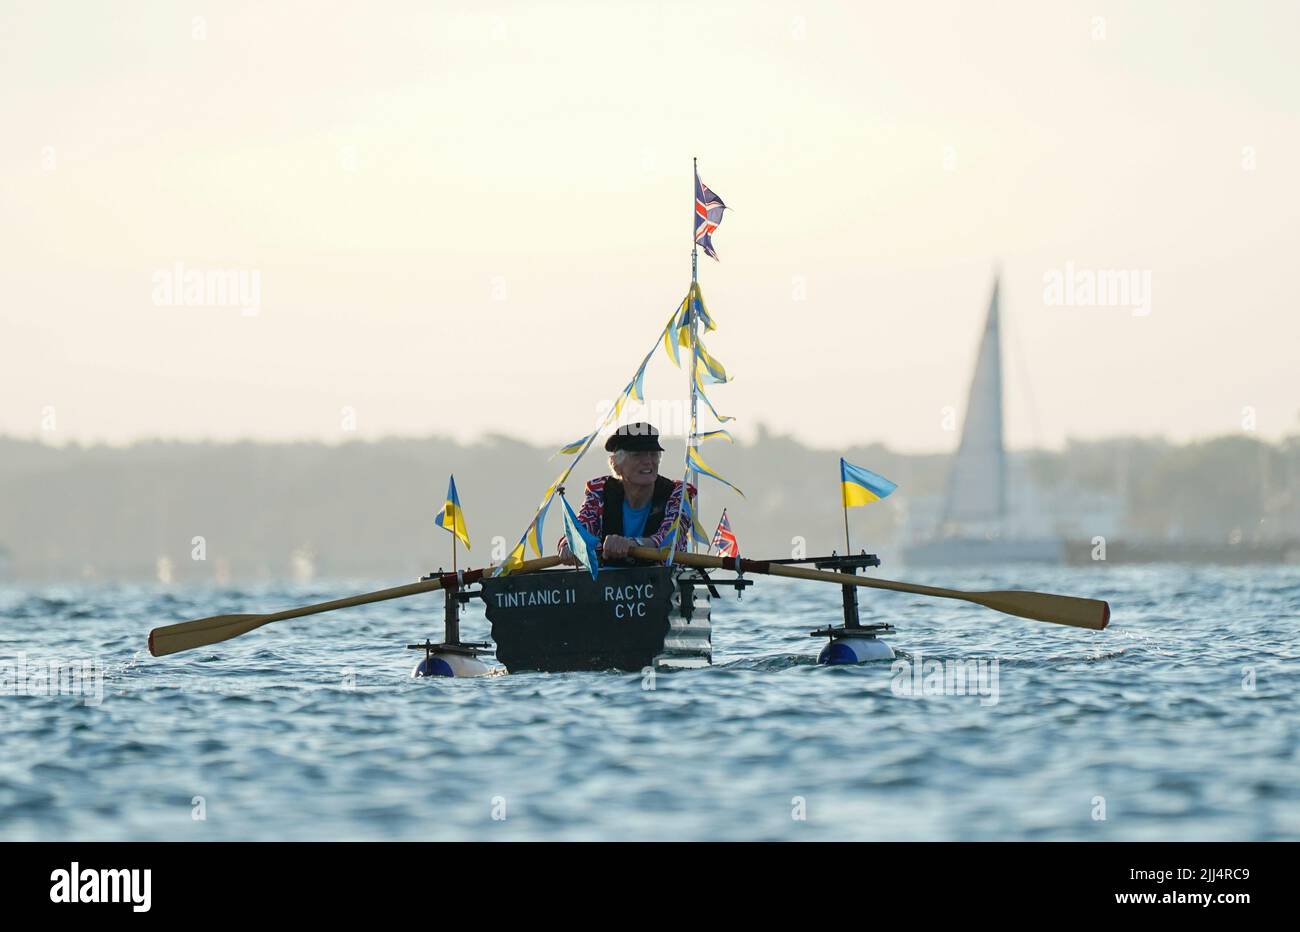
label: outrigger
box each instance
[146,161,1111,673]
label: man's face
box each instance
[620,449,661,490]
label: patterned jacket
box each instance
[561,475,695,552]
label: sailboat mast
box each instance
[990,275,1007,529]
[939,272,1007,534]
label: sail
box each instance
[940,276,1006,528]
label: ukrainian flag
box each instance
[434,475,471,548]
[840,459,897,508]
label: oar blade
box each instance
[633,547,1111,631]
[149,613,269,657]
[973,591,1110,630]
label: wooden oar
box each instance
[630,547,1110,631]
[148,556,562,657]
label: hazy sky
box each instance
[2,0,1297,453]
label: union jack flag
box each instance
[694,169,726,261]
[710,509,738,558]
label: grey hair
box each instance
[608,450,629,476]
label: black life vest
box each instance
[602,475,676,543]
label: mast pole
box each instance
[688,157,701,552]
[691,155,699,285]
[843,495,852,556]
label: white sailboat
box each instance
[903,275,1066,567]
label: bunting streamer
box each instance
[694,380,735,424]
[560,492,602,580]
[690,282,716,332]
[503,537,527,573]
[662,282,723,368]
[663,298,688,368]
[688,446,745,497]
[527,500,548,557]
[683,491,711,546]
[628,361,648,403]
[694,340,729,385]
[696,429,734,444]
[552,433,592,459]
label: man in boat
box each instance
[558,422,695,565]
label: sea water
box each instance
[1,566,1296,840]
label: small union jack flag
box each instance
[694,168,727,261]
[710,509,739,558]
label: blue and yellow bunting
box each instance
[560,493,601,580]
[628,361,648,402]
[688,447,744,497]
[527,498,548,557]
[553,433,591,458]
[690,282,716,332]
[694,340,729,384]
[661,518,680,567]
[685,494,711,546]
[695,381,734,424]
[501,536,527,575]
[663,299,687,367]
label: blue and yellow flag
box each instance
[840,459,897,508]
[560,493,601,580]
[434,475,471,548]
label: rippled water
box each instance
[1,566,1297,840]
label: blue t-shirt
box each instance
[622,500,653,539]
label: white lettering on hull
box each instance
[491,581,658,620]
[602,583,654,602]
[492,589,576,608]
[604,583,653,620]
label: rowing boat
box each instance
[149,545,1107,673]
[406,551,904,676]
[146,161,1110,673]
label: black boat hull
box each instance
[481,565,711,673]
